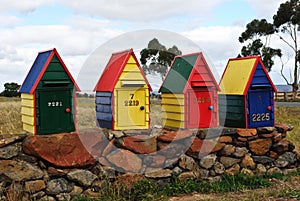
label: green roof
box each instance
[160,54,198,93]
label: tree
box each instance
[273,0,300,99]
[0,82,21,97]
[140,38,182,79]
[238,19,282,72]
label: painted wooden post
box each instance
[19,48,80,134]
[159,52,219,129]
[94,49,152,130]
[218,56,277,128]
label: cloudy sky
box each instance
[0,0,291,92]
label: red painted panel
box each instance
[186,88,217,128]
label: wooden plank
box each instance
[22,115,34,125]
[21,107,34,116]
[162,104,184,113]
[23,123,35,134]
[21,99,34,107]
[163,118,185,128]
[162,111,184,121]
[21,93,34,100]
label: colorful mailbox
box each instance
[19,48,80,134]
[218,56,277,128]
[159,52,219,129]
[94,49,152,130]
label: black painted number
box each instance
[124,100,139,106]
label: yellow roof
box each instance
[219,57,257,95]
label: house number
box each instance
[124,94,140,106]
[193,97,211,104]
[48,101,63,107]
[252,113,270,122]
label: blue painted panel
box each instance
[247,90,274,127]
[19,50,52,93]
[250,63,273,88]
[96,105,112,113]
[95,91,113,129]
[96,112,112,121]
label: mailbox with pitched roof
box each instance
[19,48,80,134]
[159,52,219,129]
[219,56,277,128]
[94,49,152,130]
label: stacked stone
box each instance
[0,124,298,200]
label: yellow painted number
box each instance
[252,113,270,122]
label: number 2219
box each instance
[252,113,270,122]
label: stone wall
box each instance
[0,124,298,200]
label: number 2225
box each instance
[252,113,270,122]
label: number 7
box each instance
[130,94,134,99]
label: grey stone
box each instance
[178,171,197,181]
[46,178,74,195]
[257,127,275,134]
[220,144,235,156]
[0,160,43,181]
[198,168,210,179]
[214,162,225,174]
[56,193,71,201]
[225,164,240,176]
[275,152,297,168]
[0,143,21,159]
[252,156,275,164]
[233,147,248,158]
[241,168,254,176]
[0,134,27,148]
[145,168,172,178]
[67,169,97,187]
[199,154,217,169]
[220,156,241,168]
[172,167,183,175]
[179,154,197,171]
[267,167,283,176]
[207,176,222,183]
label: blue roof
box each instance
[19,50,52,93]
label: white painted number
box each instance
[252,113,270,122]
[48,101,63,107]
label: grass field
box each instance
[0,97,298,150]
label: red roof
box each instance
[94,49,152,92]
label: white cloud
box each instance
[61,0,226,21]
[0,0,55,13]
[248,0,287,20]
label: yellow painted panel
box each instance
[219,58,256,95]
[162,97,184,105]
[124,63,140,72]
[162,93,184,99]
[21,93,34,100]
[162,112,184,121]
[115,88,148,129]
[163,118,185,129]
[120,72,145,81]
[162,104,184,113]
[127,55,136,64]
[22,115,34,125]
[21,99,34,107]
[21,107,34,116]
[23,123,35,134]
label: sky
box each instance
[0,0,291,92]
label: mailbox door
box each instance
[187,88,213,128]
[117,88,146,128]
[37,89,74,134]
[248,89,274,127]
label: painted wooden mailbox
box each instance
[94,49,152,130]
[218,56,277,128]
[19,48,80,134]
[159,52,219,129]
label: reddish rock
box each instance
[241,154,256,169]
[218,136,232,143]
[102,140,117,157]
[272,140,290,154]
[236,128,257,137]
[47,167,67,177]
[98,157,111,166]
[120,135,156,154]
[248,138,272,156]
[189,138,225,156]
[23,133,96,168]
[259,133,275,138]
[157,130,194,142]
[144,154,166,167]
[275,124,293,132]
[106,149,142,173]
[269,151,279,159]
[273,133,282,143]
[25,180,46,193]
[237,137,248,142]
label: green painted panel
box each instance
[160,55,198,93]
[37,55,73,89]
[218,94,246,127]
